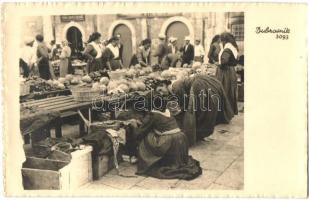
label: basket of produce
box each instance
[109,69,126,80]
[71,87,101,102]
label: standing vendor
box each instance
[59,40,71,77]
[153,34,168,65]
[83,32,103,73]
[35,34,52,80]
[194,39,205,63]
[215,32,239,115]
[102,36,124,70]
[20,37,35,78]
[130,38,152,67]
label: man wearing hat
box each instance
[194,39,205,63]
[153,34,168,65]
[167,37,178,54]
[180,36,194,67]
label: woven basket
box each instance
[71,87,101,102]
[109,71,125,80]
[20,83,30,96]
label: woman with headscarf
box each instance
[59,40,71,77]
[215,32,239,115]
[155,75,234,146]
[130,38,152,67]
[128,91,202,180]
[35,34,52,80]
[20,37,35,78]
[207,35,222,64]
[83,32,103,72]
[102,36,123,70]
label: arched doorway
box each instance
[165,21,190,50]
[66,26,83,58]
[112,24,133,68]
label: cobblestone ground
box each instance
[77,104,244,191]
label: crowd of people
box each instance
[19,30,244,181]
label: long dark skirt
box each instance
[215,66,238,115]
[38,58,51,80]
[88,58,102,73]
[136,131,202,180]
[110,59,122,70]
[19,59,30,78]
[175,75,234,145]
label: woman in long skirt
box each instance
[102,36,123,70]
[83,32,103,73]
[156,76,234,146]
[129,95,202,180]
[59,41,71,77]
[35,34,51,80]
[215,32,239,115]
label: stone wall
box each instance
[20,13,244,59]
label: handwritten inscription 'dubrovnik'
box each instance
[256,26,290,40]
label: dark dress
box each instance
[215,48,238,115]
[102,47,122,70]
[153,42,168,65]
[133,112,202,180]
[172,75,234,146]
[83,43,102,72]
[37,43,51,80]
[130,46,151,67]
[181,44,194,67]
[207,43,221,64]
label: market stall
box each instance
[20,62,215,189]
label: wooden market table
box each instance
[21,91,148,139]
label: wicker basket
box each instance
[20,83,30,96]
[109,70,125,80]
[71,87,101,102]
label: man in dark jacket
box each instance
[153,34,168,65]
[180,36,194,67]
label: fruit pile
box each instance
[125,65,153,79]
[89,70,109,82]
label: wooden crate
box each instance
[22,146,93,190]
[92,154,115,180]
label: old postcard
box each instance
[2,2,307,198]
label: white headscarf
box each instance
[218,42,238,65]
[90,41,102,59]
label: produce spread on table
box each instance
[20,63,216,100]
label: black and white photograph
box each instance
[17,11,245,190]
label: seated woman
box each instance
[155,75,235,146]
[129,93,202,180]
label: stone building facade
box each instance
[21,12,244,66]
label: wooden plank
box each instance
[23,95,67,104]
[39,101,80,111]
[52,102,92,112]
[24,96,74,107]
[23,96,72,106]
[35,99,76,109]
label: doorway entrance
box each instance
[66,26,83,58]
[165,21,190,50]
[113,24,133,67]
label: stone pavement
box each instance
[80,108,244,190]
